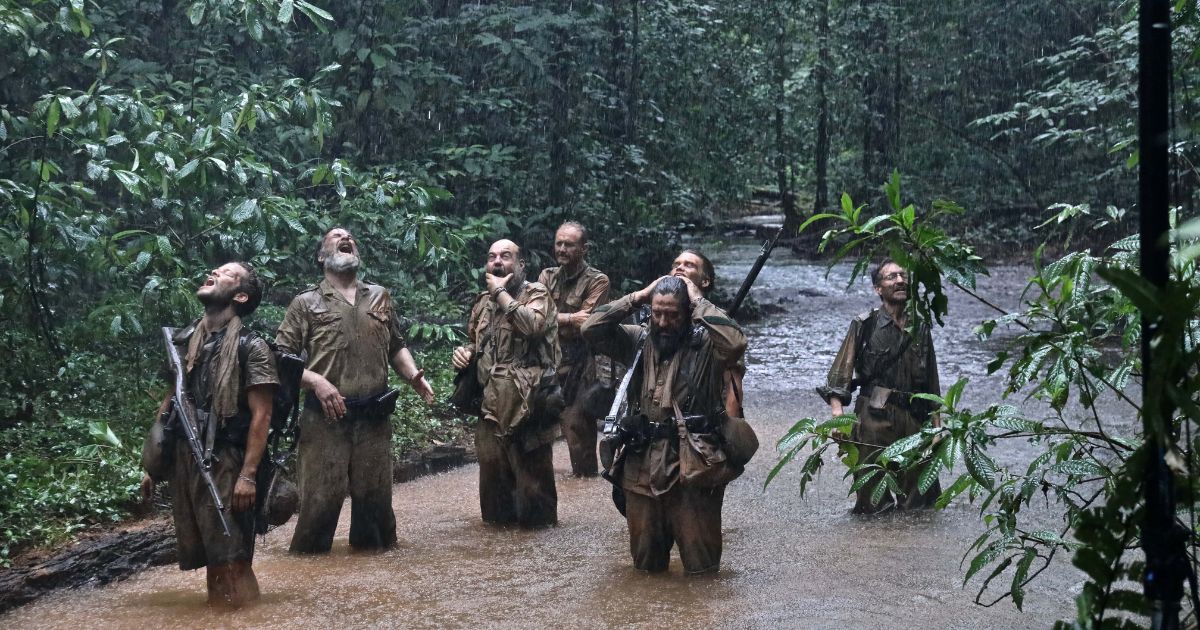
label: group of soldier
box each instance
[140,220,942,607]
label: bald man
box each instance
[453,239,561,527]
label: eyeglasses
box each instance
[882,272,908,282]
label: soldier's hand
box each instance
[452,346,474,370]
[634,276,668,305]
[485,272,511,295]
[412,374,436,405]
[311,373,346,420]
[678,276,703,303]
[232,474,256,512]
[140,473,155,503]
[569,311,590,328]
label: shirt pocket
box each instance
[366,306,393,346]
[310,306,347,350]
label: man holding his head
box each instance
[453,239,561,527]
[582,272,746,573]
[537,222,611,476]
[817,259,942,514]
[275,227,435,553]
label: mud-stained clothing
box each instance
[462,282,560,526]
[275,280,408,552]
[582,294,746,572]
[818,308,941,513]
[169,324,279,570]
[537,263,610,476]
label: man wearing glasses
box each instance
[816,259,942,514]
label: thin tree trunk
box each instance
[814,0,831,215]
[773,4,798,233]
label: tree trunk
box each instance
[860,0,895,200]
[773,4,798,234]
[813,0,831,215]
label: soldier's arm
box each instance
[452,294,487,370]
[816,319,862,415]
[691,298,747,367]
[273,296,308,356]
[925,327,942,427]
[234,338,279,512]
[581,293,639,364]
[503,285,552,337]
[563,273,611,330]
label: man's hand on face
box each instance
[452,346,474,370]
[311,373,347,421]
[486,272,512,295]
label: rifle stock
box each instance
[162,327,231,537]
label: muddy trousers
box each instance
[625,484,725,573]
[560,401,598,476]
[475,420,557,527]
[172,440,256,570]
[290,408,397,553]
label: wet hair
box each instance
[314,228,337,270]
[651,275,691,310]
[558,221,588,245]
[230,262,264,317]
[871,258,898,286]
[679,249,715,295]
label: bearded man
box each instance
[452,239,561,527]
[140,262,277,606]
[275,227,435,553]
[582,275,746,573]
[817,259,942,513]
[536,222,610,476]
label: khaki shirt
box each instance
[817,308,939,407]
[582,294,747,496]
[538,263,610,400]
[171,322,279,425]
[464,281,560,436]
[275,280,406,399]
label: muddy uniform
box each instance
[275,280,408,552]
[464,281,561,527]
[537,263,610,476]
[818,308,941,513]
[169,324,279,570]
[582,295,747,573]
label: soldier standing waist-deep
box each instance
[583,274,746,573]
[537,221,610,476]
[275,227,435,553]
[453,239,562,527]
[817,258,942,514]
[140,262,278,606]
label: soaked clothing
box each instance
[168,324,279,570]
[538,263,610,475]
[463,282,561,525]
[582,294,746,572]
[275,280,409,552]
[818,308,941,513]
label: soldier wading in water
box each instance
[140,262,278,606]
[818,259,942,513]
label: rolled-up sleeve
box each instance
[816,319,860,405]
[274,297,308,356]
[581,294,639,365]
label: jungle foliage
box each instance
[767,3,1200,625]
[0,1,1192,625]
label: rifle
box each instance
[728,225,785,318]
[162,326,231,537]
[602,330,648,438]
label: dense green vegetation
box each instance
[1,0,1196,624]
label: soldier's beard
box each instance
[650,325,687,360]
[325,252,361,274]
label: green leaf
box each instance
[278,0,295,23]
[156,235,174,258]
[87,421,122,448]
[1051,459,1105,477]
[231,198,258,223]
[187,1,205,25]
[917,458,942,494]
[46,99,61,136]
[964,446,997,489]
[177,159,200,180]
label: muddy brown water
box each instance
[3,243,1096,629]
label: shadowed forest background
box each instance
[3,1,1200,626]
